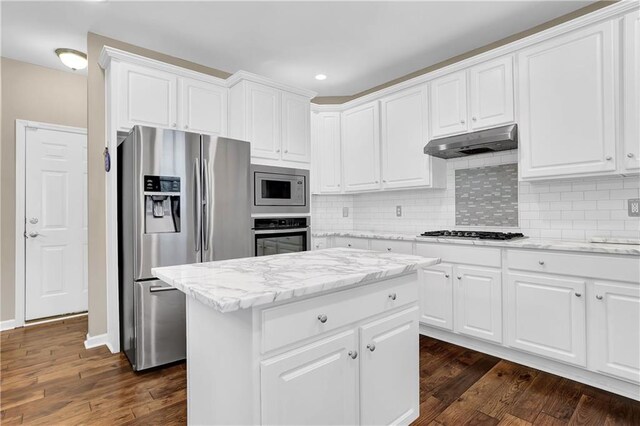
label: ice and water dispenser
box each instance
[143,175,181,233]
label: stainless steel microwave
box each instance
[251,165,309,214]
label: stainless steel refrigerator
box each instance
[118,125,251,371]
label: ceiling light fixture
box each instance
[55,48,88,71]
[315,74,327,81]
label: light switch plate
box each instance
[396,205,402,217]
[342,207,349,217]
[629,199,640,217]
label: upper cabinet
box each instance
[429,56,514,139]
[117,62,226,136]
[623,11,640,173]
[518,21,618,180]
[341,101,381,192]
[312,112,342,194]
[228,75,315,168]
[381,85,445,189]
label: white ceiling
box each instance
[1,1,594,96]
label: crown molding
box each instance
[227,70,317,99]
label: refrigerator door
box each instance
[134,279,186,370]
[132,126,202,280]
[201,136,252,262]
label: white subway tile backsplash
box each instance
[312,149,639,241]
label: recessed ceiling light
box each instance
[55,48,88,71]
[315,74,327,81]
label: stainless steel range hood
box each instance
[424,124,517,159]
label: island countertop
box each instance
[151,248,440,313]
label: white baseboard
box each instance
[1,319,17,331]
[84,333,115,352]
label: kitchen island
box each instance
[152,248,440,425]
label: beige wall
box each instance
[0,58,87,321]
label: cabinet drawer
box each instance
[370,239,413,254]
[312,237,327,250]
[416,243,501,267]
[261,274,418,353]
[506,250,640,283]
[334,236,370,249]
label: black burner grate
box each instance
[419,230,525,240]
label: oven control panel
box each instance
[253,217,309,230]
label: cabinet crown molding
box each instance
[227,70,317,99]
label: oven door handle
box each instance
[253,227,310,235]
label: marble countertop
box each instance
[312,231,640,256]
[152,248,440,313]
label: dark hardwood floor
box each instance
[1,316,638,425]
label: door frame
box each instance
[14,120,88,327]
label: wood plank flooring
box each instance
[1,316,639,425]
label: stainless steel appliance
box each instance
[251,164,309,214]
[118,125,251,371]
[419,230,526,240]
[252,217,311,256]
[424,124,518,159]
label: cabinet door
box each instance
[518,21,618,179]
[590,281,640,383]
[360,306,419,426]
[380,85,432,189]
[454,266,502,343]
[281,92,311,163]
[506,273,586,366]
[333,237,369,250]
[316,112,342,193]
[429,71,468,138]
[419,264,453,330]
[342,101,381,192]
[180,78,227,136]
[624,11,640,172]
[261,330,358,425]
[469,56,514,130]
[119,63,178,130]
[246,82,281,160]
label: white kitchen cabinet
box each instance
[454,265,502,344]
[359,307,420,425]
[506,272,587,366]
[469,56,514,130]
[342,101,381,192]
[118,62,178,131]
[313,112,342,193]
[261,330,359,425]
[312,236,328,250]
[518,21,618,180]
[246,82,281,161]
[418,264,453,330]
[380,85,434,189]
[429,71,468,138]
[590,280,640,383]
[334,236,369,250]
[369,239,413,254]
[623,11,640,173]
[282,92,311,163]
[180,77,226,135]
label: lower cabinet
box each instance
[590,280,640,383]
[506,273,587,366]
[334,236,370,250]
[454,266,503,344]
[359,307,419,425]
[261,330,359,425]
[418,264,453,330]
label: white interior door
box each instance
[25,126,88,320]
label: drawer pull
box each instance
[348,350,358,359]
[538,260,545,265]
[575,292,582,298]
[367,343,376,352]
[596,295,603,300]
[347,243,352,247]
[317,314,328,324]
[444,274,450,278]
[388,293,397,301]
[387,248,392,251]
[457,276,462,280]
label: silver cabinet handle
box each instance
[347,243,352,247]
[628,153,635,158]
[276,149,281,153]
[28,231,39,238]
[193,159,201,252]
[445,274,450,278]
[606,156,612,161]
[315,244,320,249]
[348,350,358,359]
[367,343,376,352]
[317,314,328,323]
[388,293,397,301]
[150,286,178,293]
[460,119,465,124]
[386,248,391,251]
[457,276,462,280]
[539,260,545,265]
[472,117,477,122]
[596,295,603,300]
[575,292,582,297]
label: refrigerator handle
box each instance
[203,158,210,252]
[193,158,201,252]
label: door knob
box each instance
[28,231,39,238]
[606,156,612,161]
[445,274,450,278]
[575,292,582,298]
[472,117,477,122]
[596,295,603,300]
[348,350,358,359]
[628,153,635,158]
[317,314,328,323]
[284,149,288,153]
[388,293,397,301]
[460,119,465,124]
[29,217,39,224]
[538,260,545,265]
[367,343,376,352]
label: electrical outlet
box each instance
[396,205,402,217]
[629,199,640,217]
[343,207,349,218]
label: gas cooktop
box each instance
[419,230,526,241]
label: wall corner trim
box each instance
[84,333,115,352]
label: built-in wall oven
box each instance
[252,217,311,256]
[251,165,309,215]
